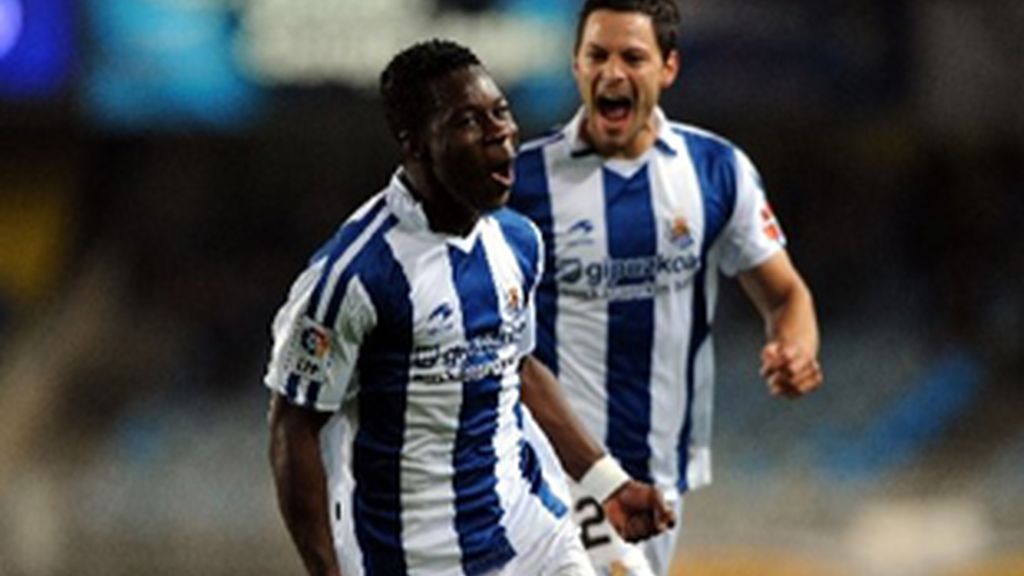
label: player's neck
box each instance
[580,115,658,160]
[400,168,479,237]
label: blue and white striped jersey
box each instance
[264,172,569,576]
[509,109,786,495]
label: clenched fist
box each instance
[603,480,675,543]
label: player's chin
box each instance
[592,128,634,155]
[477,185,510,212]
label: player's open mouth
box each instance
[489,160,514,188]
[596,95,633,124]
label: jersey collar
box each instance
[385,169,485,251]
[386,170,431,232]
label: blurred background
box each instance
[0,0,1022,574]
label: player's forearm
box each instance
[765,279,819,356]
[269,395,342,576]
[519,355,605,481]
[739,253,820,356]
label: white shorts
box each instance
[570,483,684,576]
[492,514,596,576]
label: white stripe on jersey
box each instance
[386,226,465,575]
[543,147,612,452]
[646,134,704,490]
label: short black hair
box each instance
[574,0,681,60]
[379,39,482,142]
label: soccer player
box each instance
[265,39,674,576]
[508,1,824,574]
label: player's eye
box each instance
[586,48,608,63]
[453,113,479,129]
[623,51,647,66]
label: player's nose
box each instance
[602,55,628,81]
[483,112,517,148]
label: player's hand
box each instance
[760,341,822,398]
[602,480,675,543]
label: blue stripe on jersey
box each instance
[306,196,387,320]
[284,373,300,403]
[520,440,569,518]
[513,404,569,518]
[677,131,739,491]
[351,215,411,576]
[509,147,559,374]
[305,382,322,407]
[448,241,517,576]
[603,166,656,484]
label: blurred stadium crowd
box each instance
[0,1,1022,574]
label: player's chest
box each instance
[547,161,706,298]
[399,236,529,383]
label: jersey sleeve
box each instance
[263,258,377,412]
[716,149,787,277]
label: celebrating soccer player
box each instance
[509,1,824,574]
[264,39,674,576]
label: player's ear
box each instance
[399,129,427,161]
[661,49,680,88]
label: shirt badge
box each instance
[667,215,695,250]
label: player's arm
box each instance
[519,355,675,541]
[268,393,342,576]
[738,250,823,397]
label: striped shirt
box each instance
[264,172,568,576]
[509,108,786,495]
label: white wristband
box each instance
[578,454,630,503]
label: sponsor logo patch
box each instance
[425,302,456,336]
[565,218,596,248]
[761,204,785,244]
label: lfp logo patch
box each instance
[300,323,330,358]
[667,216,695,250]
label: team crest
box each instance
[666,215,695,250]
[506,285,522,312]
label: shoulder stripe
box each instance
[321,214,399,329]
[678,129,739,253]
[518,130,565,153]
[306,198,391,324]
[669,122,734,149]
